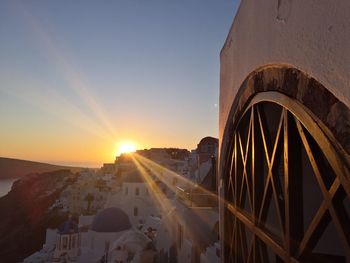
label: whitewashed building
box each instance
[51,220,80,262]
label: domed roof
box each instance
[198,136,218,146]
[58,219,78,234]
[91,208,131,232]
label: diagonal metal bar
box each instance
[256,107,272,222]
[268,111,285,235]
[258,181,272,222]
[238,135,247,209]
[238,130,253,211]
[228,141,236,203]
[257,107,272,167]
[251,106,256,220]
[237,108,253,207]
[296,178,340,257]
[257,108,285,234]
[227,203,300,262]
[283,108,291,260]
[296,118,350,259]
[245,109,254,210]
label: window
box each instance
[134,207,138,216]
[135,187,139,196]
[145,188,149,195]
[223,94,350,262]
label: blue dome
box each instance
[58,219,78,234]
[91,208,131,232]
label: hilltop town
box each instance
[1,137,219,263]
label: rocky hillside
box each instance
[0,170,77,262]
[0,157,83,179]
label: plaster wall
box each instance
[82,231,126,261]
[220,0,350,141]
[124,182,149,198]
[107,182,162,226]
[44,229,56,249]
[200,243,220,263]
[120,196,160,226]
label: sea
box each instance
[0,178,18,198]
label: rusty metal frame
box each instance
[223,91,350,262]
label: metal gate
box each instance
[223,92,350,262]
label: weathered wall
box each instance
[220,0,350,142]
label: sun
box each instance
[116,142,137,156]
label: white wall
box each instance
[52,233,79,261]
[200,242,220,263]
[43,228,56,250]
[220,0,350,141]
[79,230,126,262]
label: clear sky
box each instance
[0,0,238,167]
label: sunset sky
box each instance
[0,1,238,167]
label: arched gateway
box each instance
[219,1,350,263]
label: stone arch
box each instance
[220,65,350,171]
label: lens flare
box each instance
[117,142,137,156]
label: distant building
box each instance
[79,207,132,262]
[26,208,155,263]
[61,174,107,215]
[196,136,218,165]
[105,169,164,226]
[25,140,220,263]
[148,136,221,263]
[100,163,115,175]
[52,219,80,262]
[170,201,219,263]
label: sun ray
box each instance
[134,153,218,200]
[15,2,118,141]
[130,154,219,256]
[130,153,227,258]
[133,153,221,227]
[130,156,177,239]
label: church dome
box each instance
[91,207,131,232]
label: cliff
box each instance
[0,157,83,179]
[0,169,77,262]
